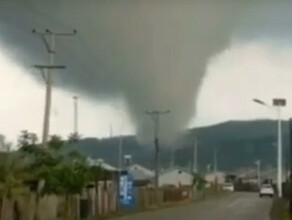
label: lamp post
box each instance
[253,98,286,197]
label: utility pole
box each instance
[146,110,170,205]
[118,136,123,173]
[117,135,123,211]
[214,148,217,173]
[214,148,218,193]
[289,118,292,214]
[32,29,77,147]
[170,146,175,168]
[193,138,198,174]
[73,96,79,135]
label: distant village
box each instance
[87,155,279,189]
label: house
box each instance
[128,164,154,186]
[86,158,117,171]
[158,167,193,187]
[204,172,226,184]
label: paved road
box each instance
[115,192,272,220]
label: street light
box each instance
[253,98,286,197]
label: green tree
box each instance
[18,133,63,220]
[18,132,90,219]
[48,135,64,151]
[192,173,206,191]
[17,130,38,149]
[0,154,29,220]
[68,132,81,144]
[46,158,89,218]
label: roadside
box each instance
[105,192,271,220]
[270,198,291,220]
[100,188,226,220]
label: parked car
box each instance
[222,183,234,192]
[259,184,274,197]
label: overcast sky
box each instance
[1,38,292,144]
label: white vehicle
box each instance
[259,184,274,197]
[222,183,234,192]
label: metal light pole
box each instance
[253,98,286,197]
[73,96,79,135]
[32,29,77,147]
[146,110,170,205]
[255,160,261,188]
[274,98,286,198]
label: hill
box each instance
[67,120,291,172]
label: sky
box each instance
[1,1,292,145]
[1,38,292,144]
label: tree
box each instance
[44,158,89,218]
[0,154,29,220]
[192,173,206,191]
[68,132,81,144]
[48,135,64,151]
[17,131,90,219]
[17,130,38,149]
[18,133,63,220]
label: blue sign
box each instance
[119,174,135,208]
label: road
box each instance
[115,192,272,220]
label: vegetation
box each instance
[0,130,101,220]
[66,120,290,171]
[192,173,206,191]
[270,198,287,220]
[0,153,29,220]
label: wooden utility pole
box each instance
[289,119,292,214]
[193,138,198,174]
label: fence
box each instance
[0,183,213,220]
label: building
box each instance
[158,167,193,187]
[86,158,117,171]
[128,164,154,186]
[205,172,226,184]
